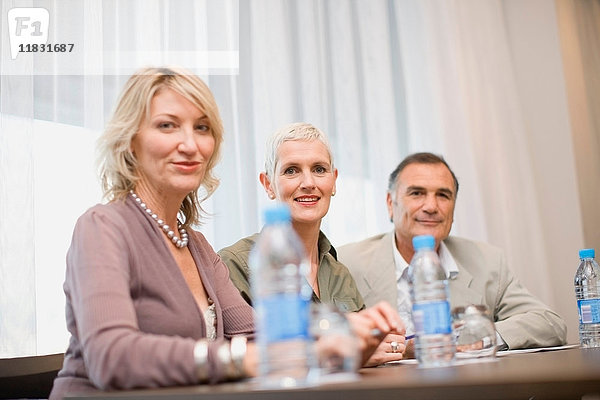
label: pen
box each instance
[370,329,415,340]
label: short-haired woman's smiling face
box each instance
[270,139,337,226]
[131,88,215,198]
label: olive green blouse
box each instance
[218,231,365,313]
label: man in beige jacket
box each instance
[338,152,567,350]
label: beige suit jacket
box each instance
[338,231,567,349]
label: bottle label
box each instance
[577,298,600,324]
[413,300,452,335]
[256,294,310,342]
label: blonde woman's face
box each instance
[265,139,337,226]
[131,88,215,198]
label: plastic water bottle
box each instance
[408,235,455,366]
[574,248,600,348]
[250,204,313,388]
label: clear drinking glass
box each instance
[452,304,497,359]
[307,303,359,384]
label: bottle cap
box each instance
[579,248,595,259]
[412,235,435,251]
[264,204,291,225]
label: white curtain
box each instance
[0,0,239,356]
[391,0,583,340]
[0,0,585,357]
[214,0,407,248]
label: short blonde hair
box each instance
[264,122,334,180]
[97,66,224,227]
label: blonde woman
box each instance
[50,67,256,399]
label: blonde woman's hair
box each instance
[264,122,334,181]
[97,66,224,228]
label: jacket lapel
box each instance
[445,239,483,308]
[362,231,398,308]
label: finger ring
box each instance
[390,341,399,353]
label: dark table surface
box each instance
[66,346,600,400]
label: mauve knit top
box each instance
[50,196,255,399]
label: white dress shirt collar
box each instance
[392,233,459,279]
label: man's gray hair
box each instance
[388,152,459,198]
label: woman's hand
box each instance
[362,333,407,367]
[346,301,405,366]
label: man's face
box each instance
[387,162,456,250]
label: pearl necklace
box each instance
[130,191,189,248]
